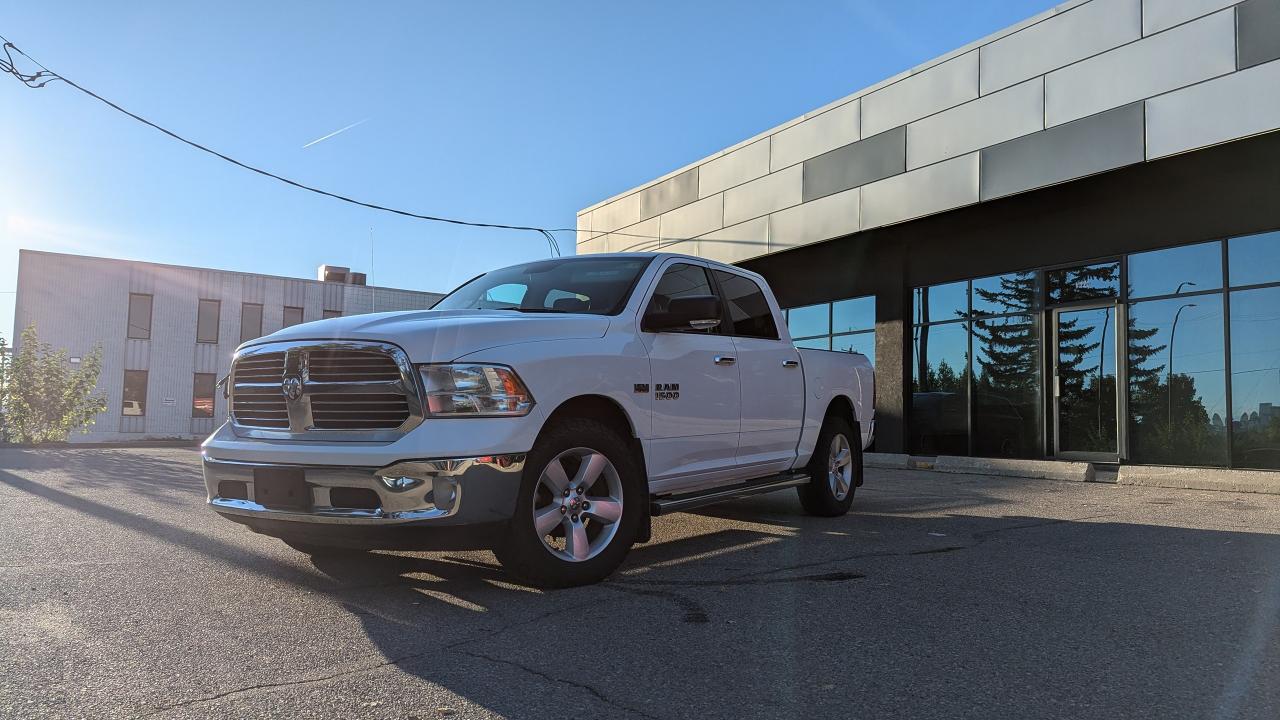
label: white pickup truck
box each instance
[203,253,874,586]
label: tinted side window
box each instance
[645,263,716,333]
[712,270,778,339]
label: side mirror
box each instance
[645,295,722,332]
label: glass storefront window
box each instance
[1047,262,1120,304]
[973,271,1038,316]
[911,321,969,455]
[787,303,829,339]
[914,282,967,324]
[1228,231,1280,288]
[832,332,875,364]
[1230,286,1280,470]
[1127,296,1228,466]
[972,314,1041,458]
[794,336,830,351]
[832,297,875,334]
[1128,241,1222,299]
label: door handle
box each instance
[713,355,736,366]
[782,359,799,368]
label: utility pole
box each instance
[1168,302,1198,430]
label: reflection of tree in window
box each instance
[1127,297,1227,466]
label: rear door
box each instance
[638,260,742,493]
[711,269,805,476]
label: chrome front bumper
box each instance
[203,454,526,526]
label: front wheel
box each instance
[494,419,644,588]
[798,415,861,517]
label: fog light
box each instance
[431,476,459,512]
[379,475,424,492]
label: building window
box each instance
[127,293,152,340]
[1228,230,1280,288]
[1128,241,1221,299]
[711,271,778,339]
[240,303,263,344]
[283,306,304,328]
[1230,284,1280,469]
[122,370,148,416]
[323,309,342,319]
[196,299,220,344]
[785,297,875,363]
[1127,294,1227,466]
[912,293,969,456]
[192,373,216,419]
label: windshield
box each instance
[433,257,653,315]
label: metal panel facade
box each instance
[577,0,1277,264]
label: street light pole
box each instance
[1168,302,1198,430]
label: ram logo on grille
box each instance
[229,342,420,437]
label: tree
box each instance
[2,325,107,444]
[0,336,10,441]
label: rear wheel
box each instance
[494,419,644,588]
[798,415,861,517]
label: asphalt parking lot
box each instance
[2,447,1279,719]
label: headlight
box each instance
[418,364,534,417]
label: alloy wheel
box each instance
[531,447,624,562]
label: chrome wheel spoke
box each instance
[541,458,572,495]
[572,452,608,490]
[565,519,591,561]
[833,448,851,468]
[583,497,623,524]
[534,504,564,536]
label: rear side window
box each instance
[713,270,779,339]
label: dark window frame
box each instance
[283,306,304,328]
[192,372,216,419]
[127,293,153,340]
[122,369,148,417]
[196,299,221,344]
[240,303,264,344]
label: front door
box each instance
[639,261,742,493]
[1052,304,1121,461]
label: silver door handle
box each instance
[782,359,799,368]
[714,355,736,366]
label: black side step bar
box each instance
[650,472,812,516]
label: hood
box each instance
[243,309,611,361]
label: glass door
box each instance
[1053,304,1121,461]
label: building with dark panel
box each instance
[578,0,1280,471]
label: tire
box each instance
[494,418,645,588]
[797,415,861,517]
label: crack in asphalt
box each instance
[454,648,662,720]
[137,652,433,718]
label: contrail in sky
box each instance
[302,118,369,149]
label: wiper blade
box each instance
[507,307,569,313]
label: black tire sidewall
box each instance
[800,416,861,516]
[496,418,645,588]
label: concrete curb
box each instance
[865,452,910,468]
[932,455,1095,482]
[1117,465,1280,494]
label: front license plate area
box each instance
[253,468,311,511]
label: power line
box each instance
[0,35,561,257]
[0,34,766,254]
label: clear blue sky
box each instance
[0,0,1057,346]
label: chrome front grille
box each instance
[228,341,422,439]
